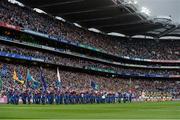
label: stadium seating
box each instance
[0,0,179,104]
[0,43,179,75]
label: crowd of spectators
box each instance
[0,0,179,60]
[0,62,180,101]
[0,0,179,104]
[0,43,179,76]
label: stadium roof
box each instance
[17,0,180,38]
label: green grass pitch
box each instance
[0,101,180,120]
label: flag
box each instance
[18,67,23,81]
[26,69,40,89]
[129,78,132,92]
[26,69,32,88]
[1,64,7,77]
[13,70,19,81]
[26,69,38,82]
[26,69,32,81]
[56,67,62,89]
[91,81,99,90]
[32,81,40,89]
[13,69,24,84]
[40,67,47,91]
[0,75,2,91]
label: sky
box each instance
[136,0,180,23]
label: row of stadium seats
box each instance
[0,0,179,60]
[0,42,179,75]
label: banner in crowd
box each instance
[169,75,180,78]
[23,29,49,38]
[49,35,58,41]
[151,60,180,63]
[0,51,32,61]
[0,35,13,41]
[0,22,21,31]
[0,51,44,63]
[122,55,180,63]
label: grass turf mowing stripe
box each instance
[0,101,180,119]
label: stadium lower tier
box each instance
[0,61,180,105]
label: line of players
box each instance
[6,89,133,105]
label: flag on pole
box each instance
[13,70,19,81]
[13,69,24,84]
[1,64,7,77]
[26,69,32,88]
[129,78,132,92]
[56,67,62,89]
[26,69,40,89]
[40,67,47,92]
[91,81,99,90]
[32,81,40,89]
[18,67,23,81]
[26,69,32,81]
[0,75,2,91]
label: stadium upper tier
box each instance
[13,0,180,37]
[0,0,179,61]
[16,0,163,36]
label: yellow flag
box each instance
[13,70,18,81]
[13,70,24,84]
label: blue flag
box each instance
[32,81,40,89]
[40,67,47,91]
[26,69,32,81]
[26,69,40,89]
[91,81,99,90]
[18,67,23,80]
[1,64,7,77]
[26,69,31,88]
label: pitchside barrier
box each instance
[0,96,179,104]
[0,96,7,104]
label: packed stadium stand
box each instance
[0,0,179,104]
